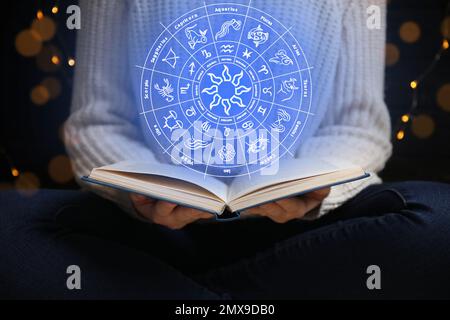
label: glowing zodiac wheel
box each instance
[139,2,313,178]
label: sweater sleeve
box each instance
[64,0,158,216]
[297,0,392,218]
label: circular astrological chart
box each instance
[139,2,313,178]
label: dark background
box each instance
[1,0,450,192]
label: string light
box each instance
[51,6,59,14]
[36,10,44,20]
[394,1,450,142]
[396,130,405,141]
[11,168,20,177]
[68,58,76,67]
[51,55,60,65]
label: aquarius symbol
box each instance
[180,83,190,94]
[258,65,269,75]
[247,135,269,154]
[220,44,234,53]
[242,48,253,59]
[218,143,236,162]
[271,109,291,133]
[201,49,212,58]
[185,24,208,50]
[263,87,272,96]
[248,25,269,48]
[163,110,183,132]
[154,78,174,102]
[188,62,196,76]
[162,48,179,69]
[184,138,210,150]
[185,105,196,117]
[278,78,299,102]
[215,19,242,40]
[269,49,294,66]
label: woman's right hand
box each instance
[130,194,213,229]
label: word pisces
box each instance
[215,19,242,40]
[248,25,269,47]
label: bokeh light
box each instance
[14,172,40,196]
[441,16,450,38]
[15,29,42,57]
[48,155,74,184]
[385,43,400,66]
[31,16,56,41]
[30,85,50,105]
[436,83,450,112]
[399,21,421,43]
[41,77,62,99]
[411,114,435,139]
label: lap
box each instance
[1,181,449,298]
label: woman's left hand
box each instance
[242,188,331,223]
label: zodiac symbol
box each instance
[247,134,269,154]
[162,47,179,69]
[163,110,184,132]
[257,105,267,116]
[185,105,197,117]
[184,138,210,150]
[220,44,234,53]
[201,49,212,58]
[180,83,190,94]
[224,127,231,137]
[201,121,211,132]
[218,143,236,162]
[242,120,254,130]
[215,19,242,40]
[278,78,299,102]
[185,24,208,50]
[247,25,269,48]
[270,109,291,133]
[188,62,196,76]
[201,65,252,116]
[154,78,174,102]
[262,87,272,96]
[269,49,293,66]
[258,65,269,75]
[242,48,253,59]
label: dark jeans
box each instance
[1,181,450,299]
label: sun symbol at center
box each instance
[201,65,252,116]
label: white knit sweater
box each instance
[65,0,392,218]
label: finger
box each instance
[154,200,178,217]
[258,202,286,216]
[130,194,156,206]
[162,207,212,230]
[276,197,306,215]
[307,188,331,201]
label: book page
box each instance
[97,161,229,201]
[228,157,356,201]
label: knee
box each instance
[389,181,450,228]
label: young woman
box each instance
[1,0,449,299]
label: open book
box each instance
[82,158,369,219]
